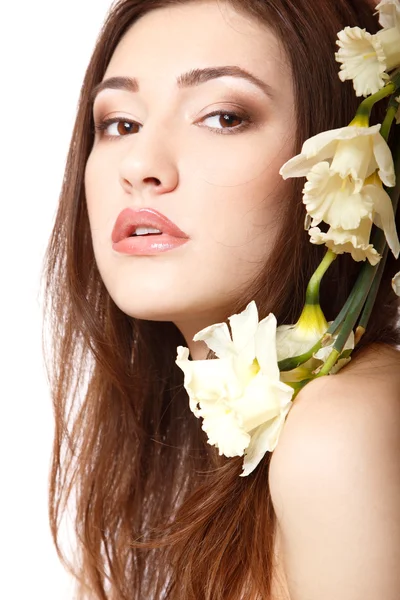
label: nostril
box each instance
[143,177,162,186]
[122,177,133,189]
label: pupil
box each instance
[222,114,240,128]
[118,122,132,135]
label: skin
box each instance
[84,0,296,360]
[270,345,400,600]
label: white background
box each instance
[0,1,114,598]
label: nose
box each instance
[119,127,179,197]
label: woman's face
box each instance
[85,0,296,357]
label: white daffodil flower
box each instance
[175,301,294,477]
[279,124,395,192]
[375,0,400,30]
[309,218,381,265]
[335,25,400,97]
[392,271,400,295]
[303,165,400,258]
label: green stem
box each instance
[316,349,340,378]
[357,245,389,333]
[278,337,324,372]
[327,292,355,336]
[351,82,396,125]
[305,249,337,304]
[381,101,398,141]
[331,263,378,350]
[391,70,400,91]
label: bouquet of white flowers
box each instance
[176,0,400,477]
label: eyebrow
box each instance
[90,66,275,104]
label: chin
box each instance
[107,286,191,323]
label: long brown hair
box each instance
[42,1,400,598]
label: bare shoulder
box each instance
[271,343,400,469]
[270,343,400,495]
[269,344,400,600]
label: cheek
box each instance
[189,132,292,191]
[199,149,292,254]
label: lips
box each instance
[112,207,189,243]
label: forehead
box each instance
[104,1,289,83]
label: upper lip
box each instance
[112,207,189,243]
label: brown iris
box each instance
[117,121,138,135]
[219,113,242,128]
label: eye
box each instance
[198,110,252,135]
[94,117,139,137]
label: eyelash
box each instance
[93,109,253,139]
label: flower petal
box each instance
[280,150,335,179]
[371,129,396,187]
[276,303,328,362]
[228,301,258,366]
[375,0,400,29]
[392,271,400,295]
[254,313,280,379]
[176,348,241,413]
[192,321,234,359]
[377,25,400,71]
[240,397,292,477]
[301,125,379,156]
[280,125,382,180]
[279,127,355,179]
[232,372,292,432]
[276,325,319,362]
[200,402,251,457]
[363,183,400,258]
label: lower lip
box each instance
[112,234,189,255]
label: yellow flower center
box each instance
[250,358,261,377]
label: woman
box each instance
[42,0,400,598]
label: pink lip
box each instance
[111,207,189,255]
